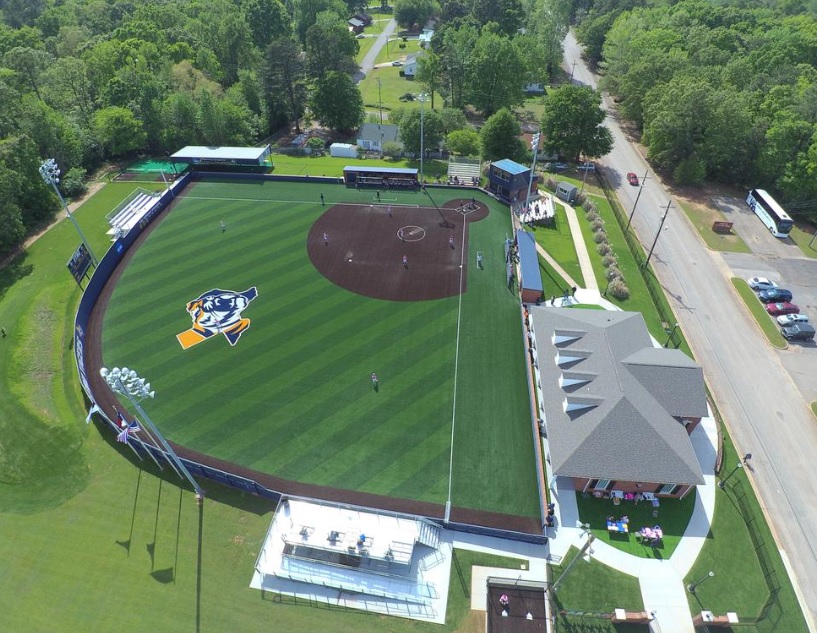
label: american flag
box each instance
[116,419,141,444]
[115,408,128,428]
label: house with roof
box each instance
[530,308,706,500]
[356,123,401,152]
[348,17,365,34]
[403,53,421,78]
[487,159,536,203]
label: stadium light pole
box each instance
[101,367,203,501]
[523,132,541,212]
[39,158,98,266]
[418,92,428,185]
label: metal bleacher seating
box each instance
[446,158,482,185]
[107,192,159,239]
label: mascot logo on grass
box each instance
[177,287,258,350]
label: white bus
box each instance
[746,189,793,238]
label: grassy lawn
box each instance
[530,202,586,288]
[684,434,809,631]
[677,201,750,253]
[551,547,646,633]
[729,278,787,349]
[101,180,537,517]
[269,153,448,179]
[575,492,695,560]
[538,254,571,298]
[789,224,817,259]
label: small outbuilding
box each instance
[555,181,578,203]
[330,143,358,158]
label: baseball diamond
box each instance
[88,178,538,530]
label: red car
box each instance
[766,302,800,316]
[627,172,639,186]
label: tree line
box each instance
[575,0,817,219]
[0,0,579,254]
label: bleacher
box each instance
[446,157,482,185]
[106,190,161,239]
[280,555,438,602]
[517,191,555,226]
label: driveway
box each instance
[562,29,817,626]
[358,18,397,77]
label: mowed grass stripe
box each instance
[152,292,449,428]
[177,300,454,457]
[103,181,537,514]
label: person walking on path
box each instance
[376,190,381,201]
[220,220,226,233]
[320,193,325,205]
[449,235,454,249]
[371,372,379,392]
[402,254,408,268]
[323,232,329,245]
[388,205,392,218]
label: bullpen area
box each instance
[95,178,538,527]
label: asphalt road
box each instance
[562,30,817,627]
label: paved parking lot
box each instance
[716,197,817,402]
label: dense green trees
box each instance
[310,71,364,132]
[576,0,817,214]
[540,85,613,161]
[481,108,528,163]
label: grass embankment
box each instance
[730,278,787,349]
[530,202,585,289]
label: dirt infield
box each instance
[308,198,488,301]
[487,584,548,633]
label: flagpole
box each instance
[102,367,204,502]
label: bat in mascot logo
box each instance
[177,287,258,349]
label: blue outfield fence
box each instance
[74,170,545,546]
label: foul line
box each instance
[182,195,421,208]
[446,219,469,521]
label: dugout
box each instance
[343,165,418,189]
[171,145,272,171]
[516,230,544,304]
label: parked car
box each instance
[758,288,793,303]
[391,60,403,66]
[777,313,809,326]
[577,162,596,172]
[766,302,800,316]
[782,323,816,341]
[747,277,778,291]
[550,162,568,171]
[627,172,639,186]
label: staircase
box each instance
[416,520,442,550]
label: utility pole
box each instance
[643,201,672,269]
[626,170,650,230]
[377,77,383,125]
[569,61,577,83]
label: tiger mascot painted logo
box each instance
[176,287,258,350]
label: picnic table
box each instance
[606,520,629,533]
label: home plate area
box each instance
[307,199,488,302]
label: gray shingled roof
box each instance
[531,308,705,486]
[357,123,400,144]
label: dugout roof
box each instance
[171,145,271,165]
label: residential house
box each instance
[530,309,707,500]
[356,123,401,152]
[487,159,535,203]
[418,29,434,47]
[348,18,365,34]
[403,53,421,78]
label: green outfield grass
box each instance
[101,180,538,517]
